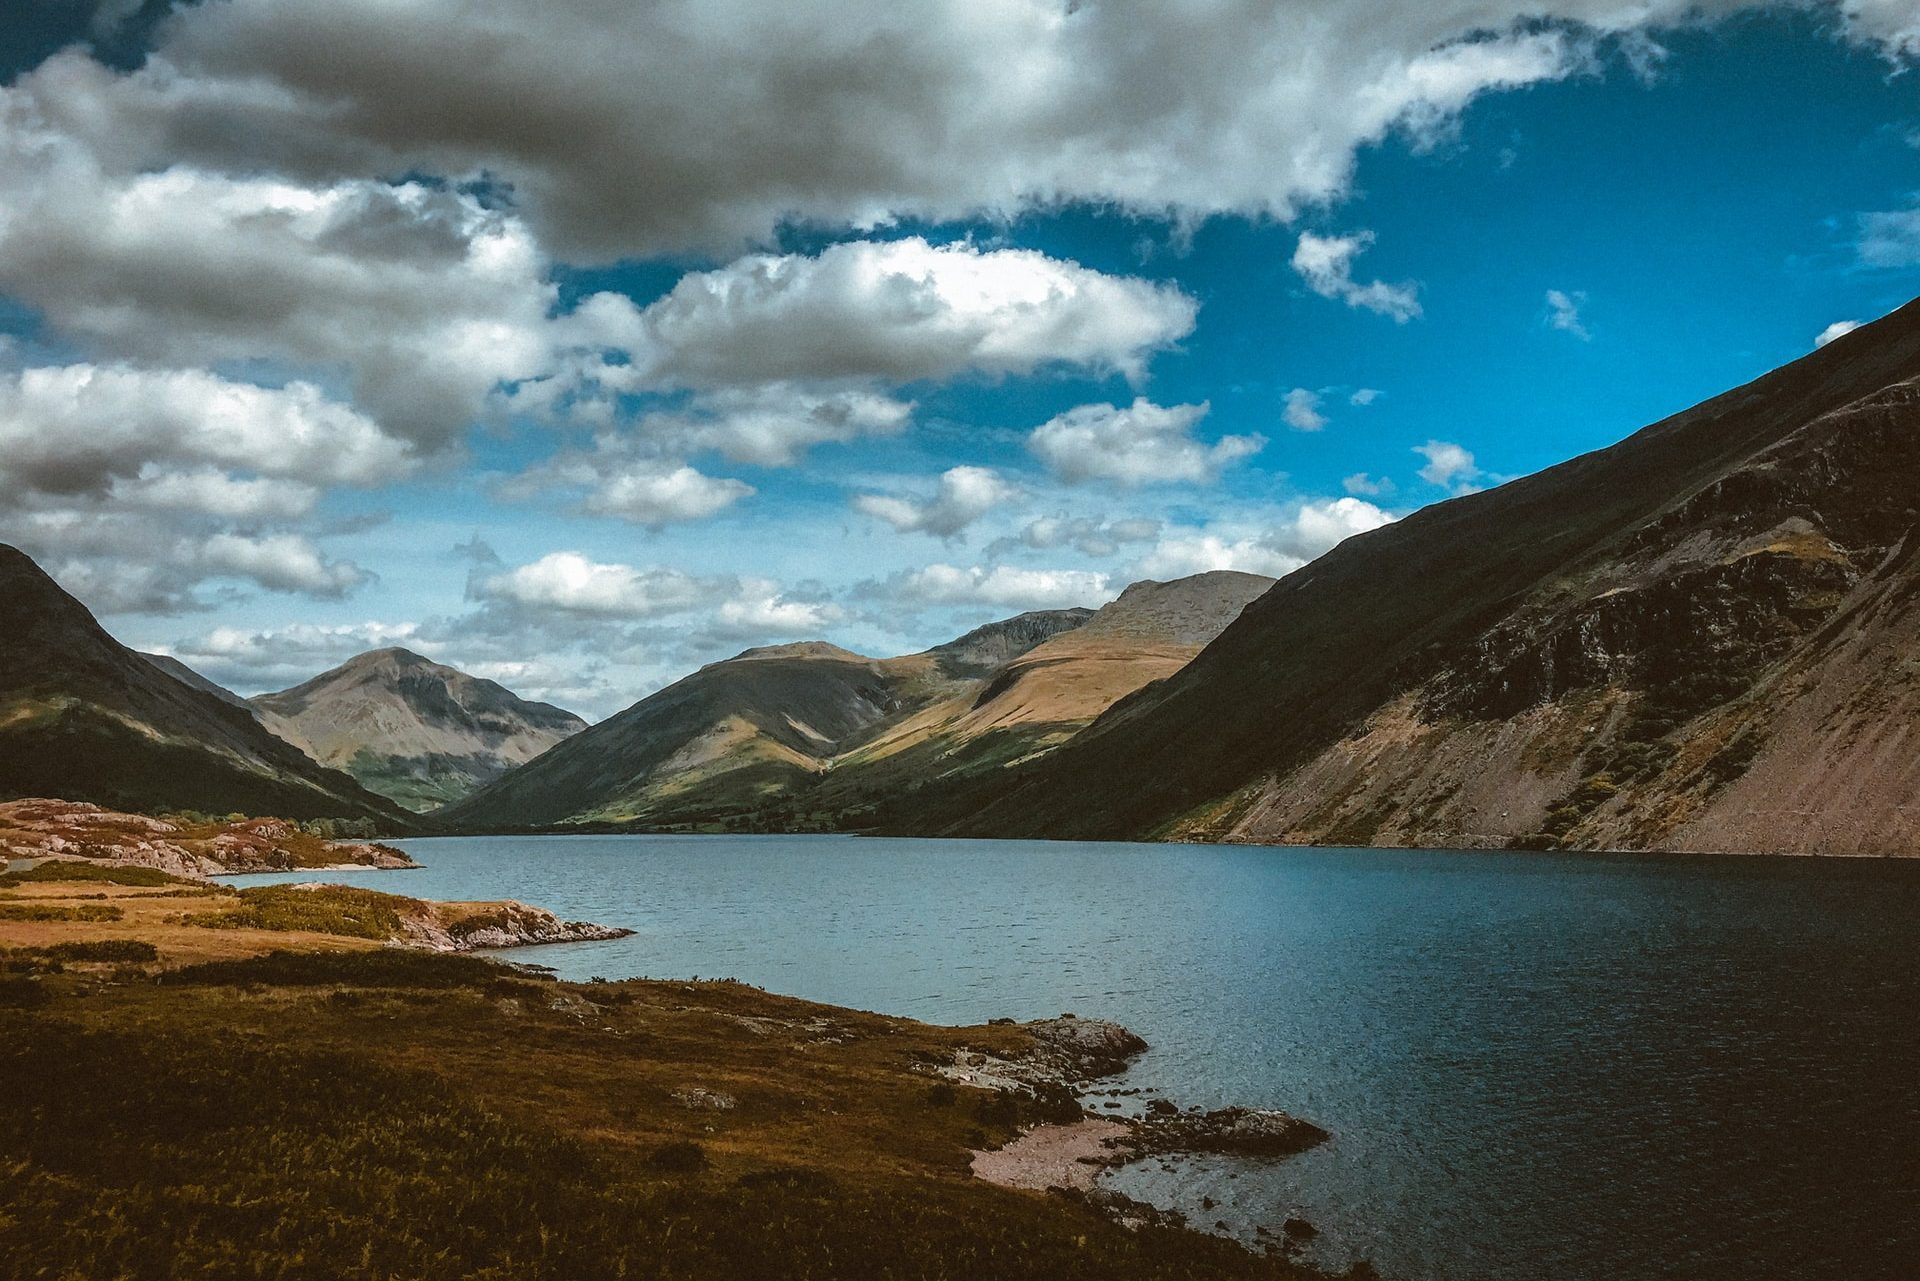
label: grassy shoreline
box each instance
[2,867,1361,1280]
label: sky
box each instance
[0,1,1916,719]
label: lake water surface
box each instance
[231,835,1920,1281]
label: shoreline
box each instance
[1,868,1351,1280]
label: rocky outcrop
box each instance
[955,1013,1327,1216]
[396,896,632,952]
[0,798,417,879]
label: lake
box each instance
[230,835,1920,1281]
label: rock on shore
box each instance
[397,895,634,952]
[958,1014,1328,1206]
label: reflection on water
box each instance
[231,835,1920,1281]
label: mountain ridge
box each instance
[904,298,1920,852]
[0,545,413,827]
[249,646,587,812]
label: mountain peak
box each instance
[250,648,587,812]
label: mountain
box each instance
[0,545,412,826]
[819,572,1274,805]
[442,573,1280,832]
[138,652,250,708]
[437,609,1100,829]
[917,298,1920,855]
[249,648,587,811]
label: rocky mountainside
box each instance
[916,298,1920,855]
[442,579,1276,832]
[249,648,587,811]
[0,545,413,827]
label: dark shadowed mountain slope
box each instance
[0,545,413,826]
[138,652,250,708]
[917,299,1920,854]
[250,648,587,811]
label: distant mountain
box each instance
[138,652,250,708]
[820,572,1274,809]
[0,545,412,826]
[249,648,587,812]
[441,577,1279,832]
[438,608,1100,829]
[914,297,1920,855]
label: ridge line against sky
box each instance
[0,0,1916,718]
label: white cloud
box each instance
[991,515,1162,559]
[579,238,1197,388]
[1284,387,1329,432]
[1342,472,1395,497]
[1415,439,1482,491]
[582,463,754,527]
[1291,231,1422,322]
[1349,387,1383,406]
[164,620,428,692]
[1544,288,1591,340]
[0,364,411,497]
[18,2,1776,260]
[197,532,369,598]
[1858,206,1920,266]
[1814,319,1863,348]
[1842,0,1920,56]
[0,108,560,447]
[852,465,1018,539]
[711,584,843,637]
[635,386,914,468]
[1135,498,1394,579]
[472,552,720,619]
[878,564,1117,611]
[1029,398,1263,487]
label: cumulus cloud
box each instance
[1291,231,1422,322]
[1544,288,1591,339]
[989,515,1162,559]
[0,364,399,612]
[1283,387,1329,432]
[1857,206,1920,267]
[0,364,410,498]
[1134,498,1394,579]
[1349,388,1383,406]
[631,386,914,469]
[852,466,1019,539]
[710,584,843,638]
[581,463,754,527]
[0,105,560,447]
[1842,0,1920,56]
[1414,439,1482,492]
[163,620,427,693]
[1029,398,1263,487]
[470,552,722,620]
[1342,472,1395,497]
[1814,319,1863,348]
[578,238,1197,388]
[13,2,1789,260]
[869,564,1117,611]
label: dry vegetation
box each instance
[1,867,1354,1281]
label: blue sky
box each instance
[0,1,1916,717]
